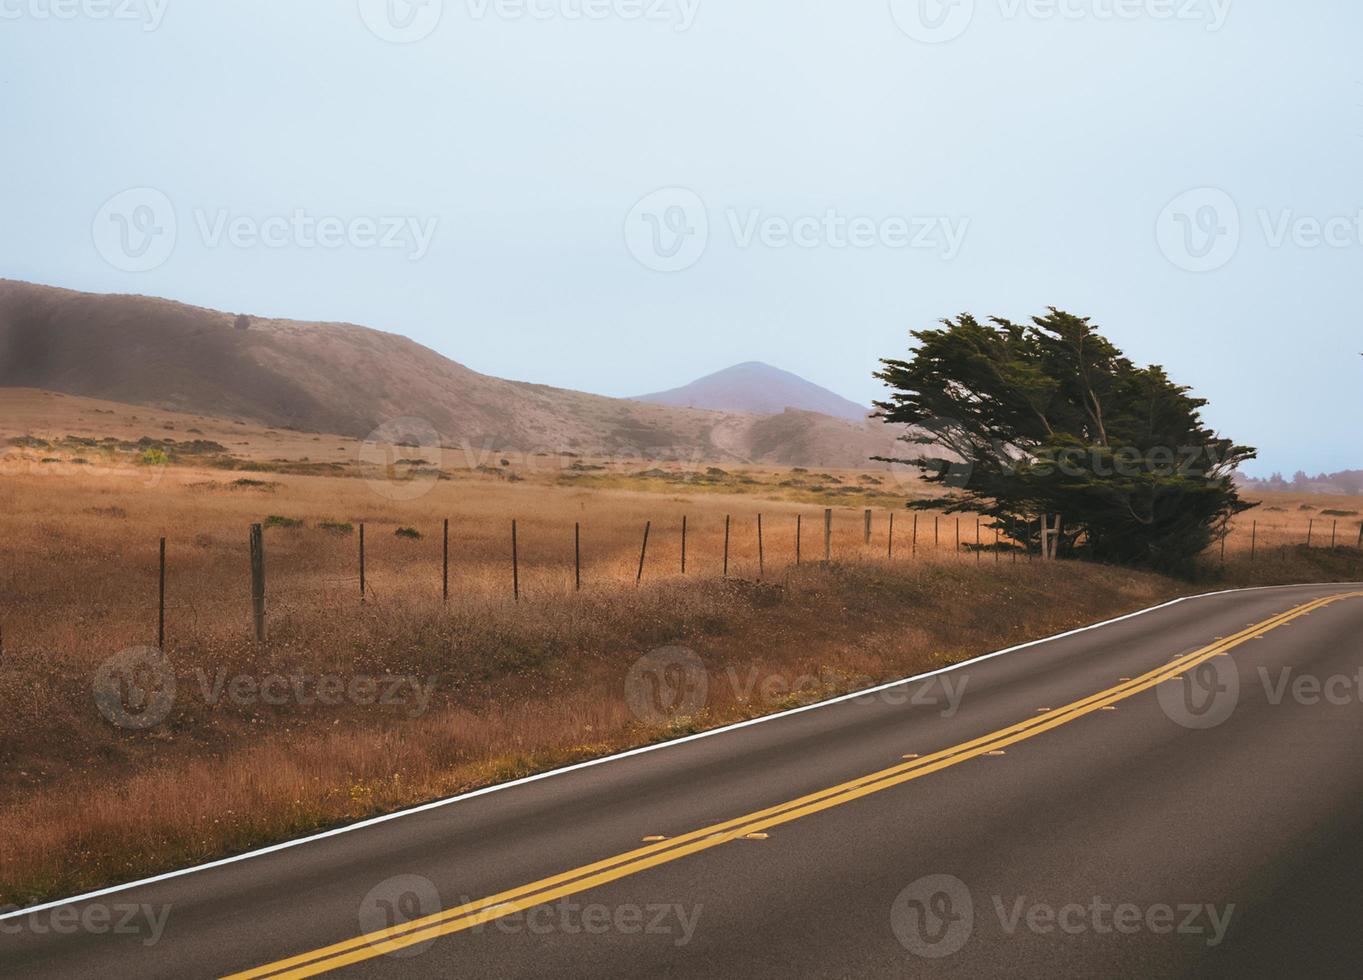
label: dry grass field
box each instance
[1,389,1360,907]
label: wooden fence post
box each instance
[888,512,894,560]
[442,519,449,603]
[359,523,366,602]
[1307,519,1314,547]
[249,523,266,643]
[955,518,961,556]
[575,522,582,591]
[723,515,731,578]
[824,508,833,563]
[680,516,687,575]
[912,512,918,557]
[975,518,981,562]
[757,514,765,579]
[864,509,872,546]
[158,536,166,649]
[512,519,520,602]
[934,515,940,550]
[636,521,651,585]
[1331,520,1338,548]
[796,514,802,566]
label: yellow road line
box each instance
[226,591,1362,979]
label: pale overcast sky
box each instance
[1,0,1359,476]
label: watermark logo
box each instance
[92,188,177,273]
[889,0,975,43]
[94,650,438,730]
[1156,187,1240,272]
[891,874,975,958]
[93,646,177,731]
[93,189,438,271]
[625,646,708,724]
[625,187,709,273]
[359,875,443,957]
[359,0,444,42]
[1157,651,1239,730]
[1159,187,1363,271]
[359,417,446,501]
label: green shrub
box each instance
[264,515,303,529]
[395,527,423,540]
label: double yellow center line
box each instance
[228,591,1362,979]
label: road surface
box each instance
[6,583,1363,979]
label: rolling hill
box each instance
[634,362,870,422]
[0,280,902,468]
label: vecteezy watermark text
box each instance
[624,187,969,272]
[889,0,1231,44]
[624,646,970,726]
[1157,186,1363,272]
[359,0,699,42]
[93,647,438,730]
[462,897,703,946]
[891,874,1234,958]
[0,903,171,947]
[466,0,700,30]
[193,210,438,261]
[0,0,168,30]
[92,187,439,272]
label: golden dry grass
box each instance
[0,452,1181,906]
[1,396,1360,907]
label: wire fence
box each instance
[1,506,1359,659]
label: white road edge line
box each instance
[3,580,1357,921]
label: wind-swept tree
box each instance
[873,309,1256,572]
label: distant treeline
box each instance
[1242,469,1363,495]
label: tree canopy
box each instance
[873,309,1256,571]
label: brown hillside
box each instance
[0,280,903,467]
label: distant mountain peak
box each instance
[633,362,869,422]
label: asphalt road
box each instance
[6,582,1363,979]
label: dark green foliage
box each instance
[874,309,1256,572]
